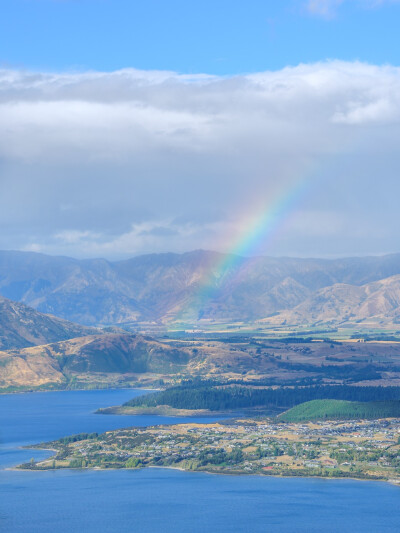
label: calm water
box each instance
[1,390,400,533]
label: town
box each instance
[23,417,400,484]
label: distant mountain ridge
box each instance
[1,249,400,326]
[266,274,400,326]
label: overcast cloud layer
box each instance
[1,61,400,259]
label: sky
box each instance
[1,0,400,259]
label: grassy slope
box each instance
[0,333,192,390]
[279,398,400,422]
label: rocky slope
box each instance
[0,295,98,350]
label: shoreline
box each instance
[14,459,400,487]
[5,447,59,472]
[0,385,160,396]
[96,404,277,418]
[96,405,235,417]
[151,465,400,487]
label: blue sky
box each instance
[1,0,400,74]
[1,1,400,259]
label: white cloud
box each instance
[305,0,400,17]
[306,0,345,18]
[54,230,101,244]
[1,61,400,258]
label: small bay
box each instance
[1,389,400,533]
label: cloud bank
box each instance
[1,61,400,258]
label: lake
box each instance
[1,389,400,532]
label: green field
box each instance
[279,399,400,422]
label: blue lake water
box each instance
[1,389,400,533]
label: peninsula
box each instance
[20,415,400,484]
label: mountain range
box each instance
[2,291,400,390]
[1,249,400,327]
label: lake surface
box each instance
[1,389,400,532]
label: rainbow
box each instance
[174,168,317,324]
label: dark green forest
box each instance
[124,383,400,412]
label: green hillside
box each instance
[279,399,400,422]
